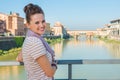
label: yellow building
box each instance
[0,12,25,36]
[52,22,63,36]
[52,21,68,39]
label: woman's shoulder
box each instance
[25,36,42,44]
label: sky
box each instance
[0,0,120,30]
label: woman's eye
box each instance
[35,21,39,24]
[42,20,45,23]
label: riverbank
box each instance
[0,37,63,56]
[99,36,120,44]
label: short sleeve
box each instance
[28,37,47,60]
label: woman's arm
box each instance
[36,55,57,77]
[16,51,23,62]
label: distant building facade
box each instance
[96,18,120,40]
[52,22,69,38]
[96,27,112,37]
[0,19,6,36]
[110,19,120,36]
[0,12,25,36]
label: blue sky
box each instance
[0,0,120,30]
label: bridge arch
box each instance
[67,30,97,39]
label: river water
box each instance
[0,37,120,80]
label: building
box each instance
[96,27,111,37]
[0,12,25,36]
[0,19,6,36]
[52,22,63,36]
[97,18,120,40]
[52,22,69,38]
[110,19,120,36]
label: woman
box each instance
[19,3,57,80]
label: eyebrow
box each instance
[35,21,39,24]
[42,20,45,23]
[34,19,45,24]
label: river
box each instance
[0,37,120,80]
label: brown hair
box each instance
[24,3,44,23]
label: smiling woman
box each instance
[16,3,57,80]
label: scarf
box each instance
[26,29,55,57]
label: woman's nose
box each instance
[39,23,44,27]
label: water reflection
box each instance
[0,66,26,80]
[104,43,120,58]
[52,38,120,59]
[53,40,63,59]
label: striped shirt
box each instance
[22,36,52,80]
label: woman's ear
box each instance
[25,23,30,28]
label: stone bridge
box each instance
[67,30,97,39]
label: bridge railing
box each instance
[0,59,120,80]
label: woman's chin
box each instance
[38,32,44,35]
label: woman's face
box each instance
[28,13,46,35]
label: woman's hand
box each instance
[16,51,23,62]
[51,60,57,69]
